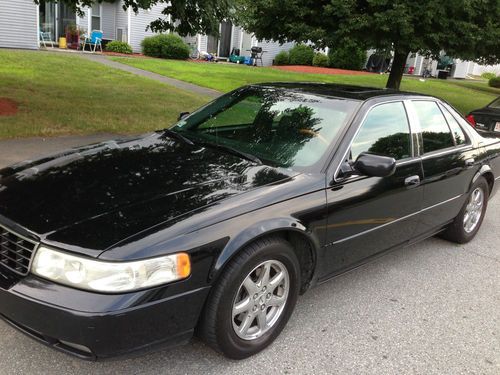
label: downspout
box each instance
[36,4,40,48]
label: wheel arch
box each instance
[471,165,494,196]
[210,218,321,294]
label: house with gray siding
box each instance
[0,0,294,66]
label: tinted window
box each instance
[440,105,467,145]
[413,101,454,153]
[173,87,358,168]
[488,97,500,109]
[351,102,411,161]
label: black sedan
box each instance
[0,83,499,360]
[466,96,500,135]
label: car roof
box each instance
[252,82,428,101]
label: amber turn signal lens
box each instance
[177,253,191,278]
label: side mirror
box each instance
[178,112,190,121]
[353,152,396,178]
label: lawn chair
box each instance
[82,30,103,52]
[250,47,266,66]
[39,29,54,48]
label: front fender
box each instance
[210,217,321,282]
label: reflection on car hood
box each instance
[0,132,297,253]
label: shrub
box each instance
[481,72,497,80]
[274,51,289,65]
[313,53,329,67]
[105,41,133,54]
[141,34,190,60]
[288,44,315,66]
[328,43,367,70]
[489,76,500,88]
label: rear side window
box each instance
[413,101,454,153]
[351,102,411,161]
[440,105,467,145]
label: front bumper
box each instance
[0,267,210,360]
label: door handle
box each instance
[404,175,420,187]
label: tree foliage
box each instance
[33,0,231,37]
[236,0,500,89]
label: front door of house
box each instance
[219,21,232,57]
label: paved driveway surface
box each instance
[0,139,498,375]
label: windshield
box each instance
[488,97,500,109]
[171,87,358,169]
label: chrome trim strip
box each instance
[0,222,39,276]
[326,194,463,246]
[420,145,472,160]
[495,175,500,181]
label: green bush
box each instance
[105,41,132,54]
[481,72,497,80]
[489,77,500,88]
[328,43,367,70]
[288,44,315,66]
[313,53,329,67]
[141,34,190,60]
[274,51,289,65]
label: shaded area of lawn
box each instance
[111,57,500,114]
[0,50,208,139]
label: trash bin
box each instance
[58,37,67,49]
[437,70,449,79]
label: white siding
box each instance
[0,0,38,49]
[129,4,165,52]
[198,35,208,53]
[101,2,116,40]
[77,7,89,33]
[256,40,295,66]
[231,26,241,53]
[115,1,128,42]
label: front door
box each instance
[322,101,424,278]
[219,21,233,57]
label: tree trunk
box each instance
[386,48,410,90]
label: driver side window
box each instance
[351,102,411,161]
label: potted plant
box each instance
[65,24,80,49]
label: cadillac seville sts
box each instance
[0,83,499,360]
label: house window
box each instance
[91,4,101,31]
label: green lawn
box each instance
[0,50,208,139]
[111,56,500,114]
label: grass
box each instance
[0,50,208,139]
[111,57,500,114]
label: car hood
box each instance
[0,132,297,254]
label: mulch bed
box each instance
[274,65,373,76]
[0,98,18,116]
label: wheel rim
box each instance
[463,187,484,234]
[232,260,290,341]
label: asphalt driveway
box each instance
[0,138,498,375]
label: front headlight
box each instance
[31,246,191,292]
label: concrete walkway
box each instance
[81,53,222,98]
[0,134,116,168]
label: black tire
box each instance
[198,236,300,359]
[441,176,489,244]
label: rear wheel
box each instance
[441,177,489,243]
[199,236,300,359]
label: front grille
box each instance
[0,224,38,276]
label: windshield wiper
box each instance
[198,141,262,165]
[160,128,194,145]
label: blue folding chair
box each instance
[39,29,54,48]
[82,30,103,52]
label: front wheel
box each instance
[199,236,300,359]
[441,177,489,243]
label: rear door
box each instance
[409,100,477,236]
[322,100,424,278]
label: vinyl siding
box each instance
[232,26,241,53]
[256,40,295,66]
[198,35,208,53]
[101,2,116,40]
[77,7,89,32]
[129,4,165,52]
[115,1,128,42]
[0,0,38,49]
